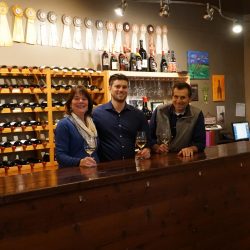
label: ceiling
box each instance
[131,0,250,15]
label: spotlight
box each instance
[114,0,127,17]
[203,3,214,21]
[232,21,243,33]
[159,0,170,18]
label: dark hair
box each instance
[172,82,192,98]
[109,74,129,86]
[65,85,93,116]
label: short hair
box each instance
[65,85,93,116]
[172,82,192,98]
[109,74,129,86]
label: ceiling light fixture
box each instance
[232,21,243,33]
[133,0,243,34]
[159,0,170,18]
[203,3,214,21]
[114,0,128,17]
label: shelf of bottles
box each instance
[0,66,109,176]
[0,67,52,176]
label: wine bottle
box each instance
[26,157,42,164]
[118,49,126,71]
[101,50,109,70]
[142,96,152,121]
[148,50,157,72]
[170,50,177,72]
[30,138,42,145]
[139,40,148,71]
[135,48,142,71]
[160,51,168,73]
[20,139,32,146]
[10,140,23,147]
[13,158,27,166]
[129,53,137,71]
[0,141,12,148]
[110,51,118,71]
[1,160,13,168]
[28,120,41,127]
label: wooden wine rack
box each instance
[0,68,109,176]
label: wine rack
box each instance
[0,67,108,176]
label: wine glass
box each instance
[160,133,169,145]
[84,137,97,157]
[135,131,147,151]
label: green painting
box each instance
[187,50,209,79]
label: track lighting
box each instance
[114,0,128,17]
[159,0,170,18]
[121,0,243,34]
[203,3,214,21]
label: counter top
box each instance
[1,141,250,205]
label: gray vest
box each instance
[156,104,201,152]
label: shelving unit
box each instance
[0,68,108,176]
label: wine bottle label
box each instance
[136,61,142,70]
[112,61,118,70]
[142,59,148,68]
[103,58,109,66]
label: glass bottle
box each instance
[118,49,126,71]
[139,40,148,71]
[142,96,152,121]
[101,50,109,71]
[148,50,157,72]
[170,50,177,72]
[135,48,142,71]
[160,51,168,72]
[129,53,137,71]
[110,49,118,71]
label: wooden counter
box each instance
[1,141,250,249]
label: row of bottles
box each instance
[0,154,50,168]
[0,65,97,74]
[0,100,67,111]
[102,40,177,73]
[0,120,43,129]
[0,138,44,148]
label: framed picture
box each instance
[190,84,198,101]
[151,101,164,111]
[212,75,225,101]
[187,50,209,79]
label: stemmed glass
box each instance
[159,133,169,145]
[135,131,147,153]
[84,137,97,157]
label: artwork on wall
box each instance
[151,101,164,111]
[212,75,225,101]
[187,50,209,79]
[190,84,198,101]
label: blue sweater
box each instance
[55,117,99,168]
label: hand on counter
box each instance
[177,146,198,157]
[136,147,151,160]
[152,143,169,154]
[79,157,97,168]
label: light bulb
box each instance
[232,23,243,34]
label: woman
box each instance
[55,85,98,167]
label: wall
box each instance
[0,0,245,132]
[244,15,250,123]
